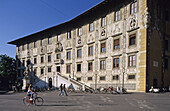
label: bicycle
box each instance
[23,92,44,106]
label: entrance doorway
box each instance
[57,66,60,72]
[48,78,52,89]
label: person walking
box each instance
[63,84,68,96]
[59,83,63,96]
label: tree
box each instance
[0,54,17,90]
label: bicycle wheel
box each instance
[23,97,31,106]
[34,97,44,106]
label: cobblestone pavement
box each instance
[0,91,170,111]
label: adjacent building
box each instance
[8,0,170,92]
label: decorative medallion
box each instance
[101,28,106,36]
[78,37,81,44]
[55,42,63,52]
[129,14,138,29]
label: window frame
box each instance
[89,22,94,32]
[77,48,82,58]
[66,51,71,60]
[100,60,106,70]
[101,16,106,27]
[48,55,51,62]
[88,62,93,71]
[113,58,119,68]
[128,55,136,67]
[130,1,138,15]
[66,64,71,73]
[78,27,82,36]
[67,31,71,39]
[77,63,81,72]
[113,39,120,50]
[129,34,136,46]
[114,10,121,22]
[88,45,93,56]
[101,42,106,53]
[100,76,105,81]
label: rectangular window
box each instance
[48,67,51,73]
[88,46,93,56]
[114,39,120,49]
[18,46,20,52]
[165,40,169,51]
[88,62,93,71]
[130,1,137,14]
[100,76,105,81]
[113,58,119,68]
[115,10,121,21]
[89,22,94,32]
[41,56,44,63]
[128,55,136,67]
[88,77,93,81]
[40,39,43,46]
[66,64,71,73]
[56,53,60,59]
[77,77,81,81]
[34,68,37,76]
[67,31,71,39]
[57,35,60,41]
[113,75,119,80]
[48,55,51,62]
[78,27,82,36]
[48,37,52,44]
[77,49,82,58]
[100,60,106,70]
[22,60,25,67]
[41,68,44,75]
[101,16,106,27]
[27,43,30,49]
[34,41,37,48]
[34,57,37,64]
[128,75,135,80]
[22,45,24,51]
[77,64,81,72]
[67,51,71,60]
[165,58,169,69]
[129,34,136,46]
[165,10,169,21]
[101,42,106,53]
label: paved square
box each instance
[0,91,170,111]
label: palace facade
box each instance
[8,0,170,92]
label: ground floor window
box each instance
[100,76,105,81]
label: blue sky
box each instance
[0,0,103,58]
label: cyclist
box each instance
[27,84,34,100]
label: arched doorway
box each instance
[48,78,52,89]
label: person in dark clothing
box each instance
[63,84,68,96]
[59,83,63,96]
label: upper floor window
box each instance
[114,39,120,50]
[100,60,106,70]
[40,39,44,46]
[130,1,137,14]
[48,55,51,62]
[41,56,44,63]
[129,34,136,46]
[66,64,71,73]
[57,35,61,41]
[88,77,93,81]
[48,37,52,44]
[128,55,136,67]
[77,63,81,72]
[56,53,60,59]
[48,67,51,73]
[165,40,169,51]
[78,27,82,36]
[113,58,119,68]
[88,62,93,71]
[89,22,94,32]
[67,51,71,60]
[18,46,20,52]
[41,68,44,75]
[115,10,121,21]
[165,58,169,69]
[101,42,106,53]
[128,74,135,80]
[77,49,82,58]
[27,43,30,49]
[34,57,37,64]
[101,16,106,27]
[88,46,93,56]
[34,41,37,48]
[34,68,37,76]
[165,10,169,21]
[22,45,25,51]
[67,31,71,39]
